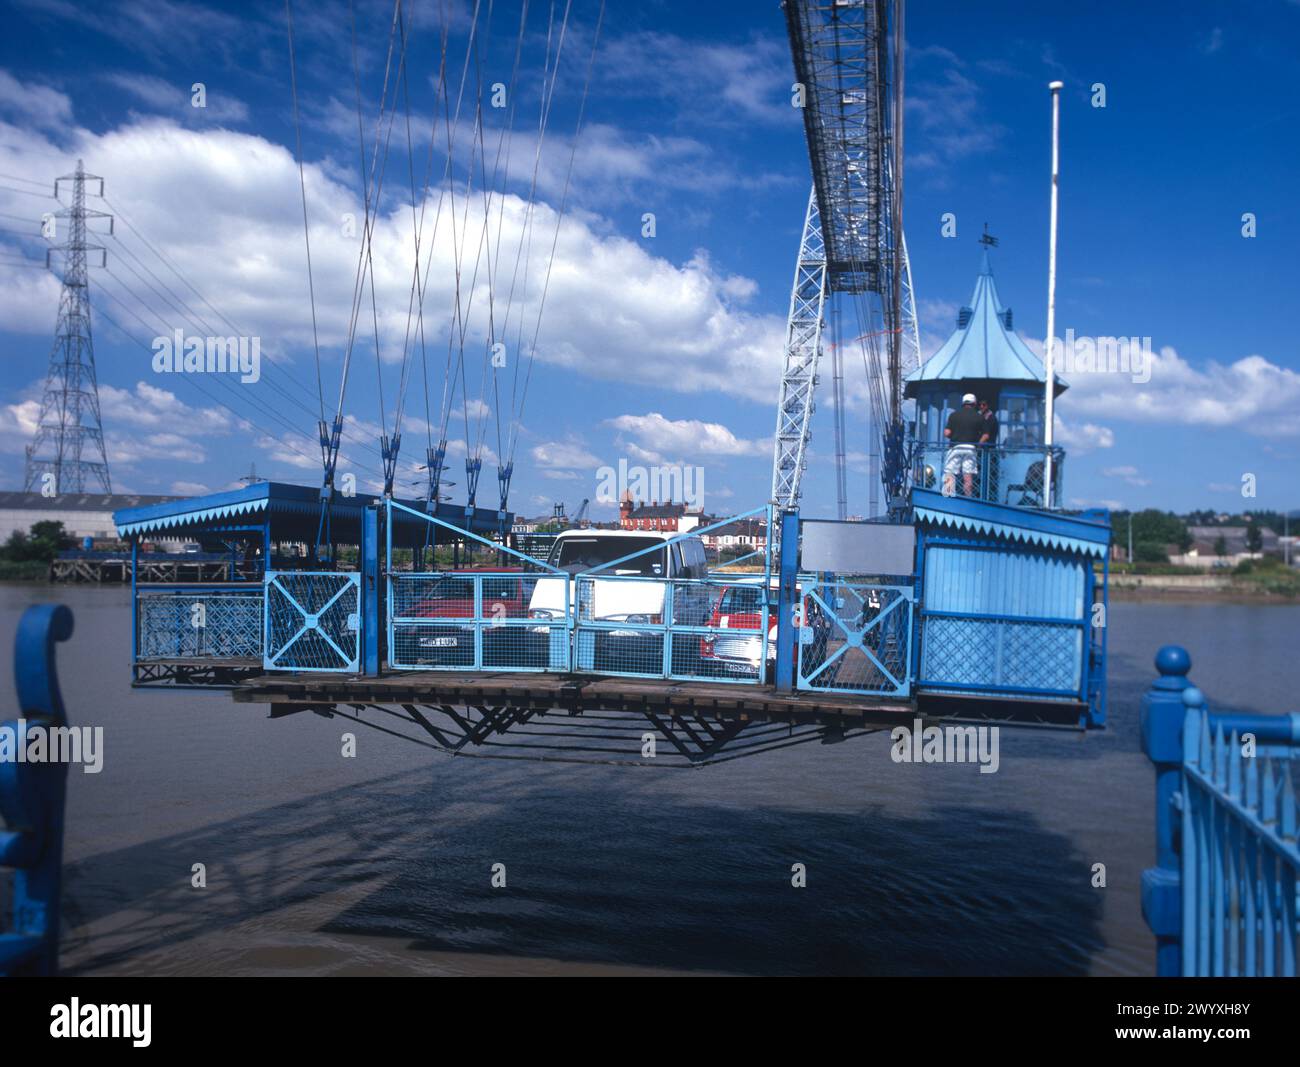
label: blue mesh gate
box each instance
[264,572,361,672]
[386,499,567,672]
[390,571,569,671]
[572,575,769,683]
[796,580,913,698]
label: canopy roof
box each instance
[911,487,1110,558]
[113,481,510,547]
[905,250,1067,398]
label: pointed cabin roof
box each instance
[905,250,1066,397]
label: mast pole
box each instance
[1042,80,1063,508]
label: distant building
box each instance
[618,495,702,533]
[1172,524,1280,568]
[699,518,768,553]
[0,491,181,543]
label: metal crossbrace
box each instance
[264,572,360,672]
[799,581,912,697]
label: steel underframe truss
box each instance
[283,701,883,767]
[771,187,829,510]
[132,661,266,689]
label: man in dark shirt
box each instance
[977,398,1000,443]
[978,398,1000,497]
[943,393,991,496]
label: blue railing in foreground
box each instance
[1141,646,1300,976]
[1,604,74,975]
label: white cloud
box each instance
[105,73,249,124]
[1055,342,1300,437]
[605,412,767,459]
[1101,465,1150,487]
[0,69,71,130]
[531,440,601,470]
[0,86,789,425]
[1052,415,1113,453]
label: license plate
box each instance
[421,636,458,648]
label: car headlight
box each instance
[600,613,657,625]
[529,608,557,620]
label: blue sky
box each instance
[0,0,1296,520]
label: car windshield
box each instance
[549,537,666,576]
[723,587,764,613]
[481,577,520,600]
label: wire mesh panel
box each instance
[136,587,263,660]
[910,442,1065,509]
[573,575,666,677]
[797,581,913,698]
[264,571,361,672]
[389,572,568,671]
[573,575,768,684]
[677,578,769,683]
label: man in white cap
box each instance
[942,393,991,497]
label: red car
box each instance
[698,583,830,682]
[407,569,529,619]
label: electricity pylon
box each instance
[24,160,113,494]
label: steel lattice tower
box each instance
[24,160,113,494]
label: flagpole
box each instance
[1043,80,1063,508]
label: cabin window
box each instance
[1002,394,1044,447]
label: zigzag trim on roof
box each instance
[913,506,1107,558]
[117,499,268,537]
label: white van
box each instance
[527,529,711,627]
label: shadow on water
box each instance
[61,762,1104,976]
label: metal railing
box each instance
[1142,646,1300,976]
[135,584,263,660]
[909,440,1065,509]
[573,575,769,684]
[389,571,570,672]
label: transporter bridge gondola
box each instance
[114,0,1109,767]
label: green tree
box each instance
[1130,509,1187,549]
[1214,535,1227,558]
[1135,541,1169,564]
[1247,523,1263,554]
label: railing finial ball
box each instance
[1181,686,1205,709]
[1154,644,1190,677]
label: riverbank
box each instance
[0,561,50,581]
[1109,573,1300,601]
